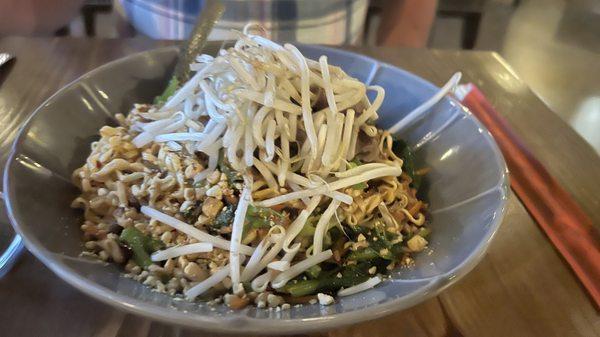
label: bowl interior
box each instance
[4,43,508,334]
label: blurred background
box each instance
[0,0,598,153]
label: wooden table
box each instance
[1,38,599,337]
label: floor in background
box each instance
[74,0,600,153]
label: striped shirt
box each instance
[119,0,369,44]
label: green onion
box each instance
[286,279,320,297]
[154,77,179,106]
[306,265,322,279]
[347,247,379,261]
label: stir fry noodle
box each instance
[72,24,430,309]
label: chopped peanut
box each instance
[407,235,428,252]
[202,197,223,218]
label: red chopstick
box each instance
[459,84,600,309]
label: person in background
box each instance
[376,0,437,47]
[0,0,84,35]
[118,0,437,47]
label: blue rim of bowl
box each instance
[3,45,510,334]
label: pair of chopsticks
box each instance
[455,83,600,309]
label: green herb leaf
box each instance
[352,182,368,190]
[154,77,179,106]
[246,205,285,229]
[218,152,243,185]
[119,227,163,268]
[182,202,202,224]
[214,205,236,229]
[392,137,421,190]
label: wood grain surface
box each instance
[0,37,598,337]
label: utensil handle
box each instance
[460,84,600,309]
[0,53,24,276]
[0,190,24,278]
[173,0,225,84]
